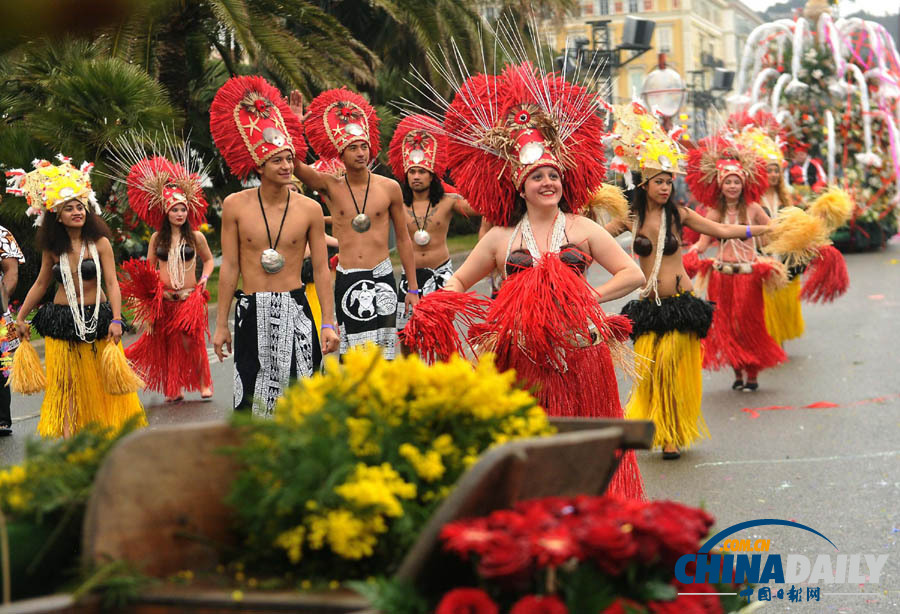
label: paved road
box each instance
[3,240,898,611]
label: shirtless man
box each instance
[209,76,338,416]
[386,114,480,335]
[290,89,418,359]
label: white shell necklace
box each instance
[632,209,668,305]
[516,211,568,261]
[60,240,101,342]
[167,234,186,290]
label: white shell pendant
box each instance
[351,213,371,233]
[413,229,431,246]
[260,248,285,274]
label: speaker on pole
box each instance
[712,68,735,91]
[621,17,654,49]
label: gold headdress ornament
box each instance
[736,128,784,168]
[5,154,100,226]
[607,101,685,189]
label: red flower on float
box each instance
[435,588,500,614]
[601,598,647,613]
[529,525,582,567]
[509,594,569,614]
[477,532,533,580]
[441,518,497,558]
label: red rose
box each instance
[436,588,499,614]
[577,517,638,574]
[477,533,533,580]
[530,525,582,567]
[509,594,568,614]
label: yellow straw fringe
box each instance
[306,282,322,338]
[626,330,709,450]
[100,342,145,395]
[588,183,629,224]
[39,337,147,439]
[9,339,46,394]
[764,276,805,345]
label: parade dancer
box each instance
[387,114,480,340]
[687,137,786,391]
[741,129,806,346]
[7,157,146,437]
[407,64,646,498]
[210,76,339,416]
[0,225,24,436]
[605,102,769,459]
[290,88,419,359]
[107,142,215,402]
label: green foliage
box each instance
[349,577,429,614]
[0,417,143,521]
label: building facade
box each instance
[537,0,762,134]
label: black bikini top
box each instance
[52,260,98,283]
[505,243,591,277]
[633,233,680,258]
[155,244,196,261]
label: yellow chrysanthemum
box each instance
[274,525,306,563]
[398,444,445,482]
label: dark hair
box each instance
[509,193,572,226]
[401,171,445,206]
[37,208,113,255]
[715,191,749,224]
[632,177,683,239]
[157,215,195,252]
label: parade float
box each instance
[729,0,900,250]
[0,347,759,614]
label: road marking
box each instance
[12,412,41,423]
[694,450,900,468]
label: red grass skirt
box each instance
[125,292,211,398]
[496,342,645,500]
[702,266,786,372]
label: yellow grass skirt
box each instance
[763,276,804,345]
[39,337,147,438]
[626,330,709,450]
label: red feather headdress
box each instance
[209,75,305,179]
[686,135,768,209]
[388,114,447,180]
[304,88,381,161]
[103,132,210,230]
[124,157,208,229]
[441,63,608,226]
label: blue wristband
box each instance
[111,319,125,327]
[407,289,421,295]
[321,324,336,332]
[745,225,752,239]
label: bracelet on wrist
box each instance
[111,319,124,326]
[321,323,336,332]
[745,225,752,239]
[407,289,421,295]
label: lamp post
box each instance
[641,54,686,131]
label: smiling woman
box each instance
[403,61,646,499]
[6,156,146,438]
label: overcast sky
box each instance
[741,0,897,16]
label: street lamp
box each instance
[641,55,686,128]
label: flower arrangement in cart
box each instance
[225,345,554,583]
[370,495,753,614]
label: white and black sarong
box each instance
[334,258,397,359]
[396,258,454,330]
[233,289,321,416]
